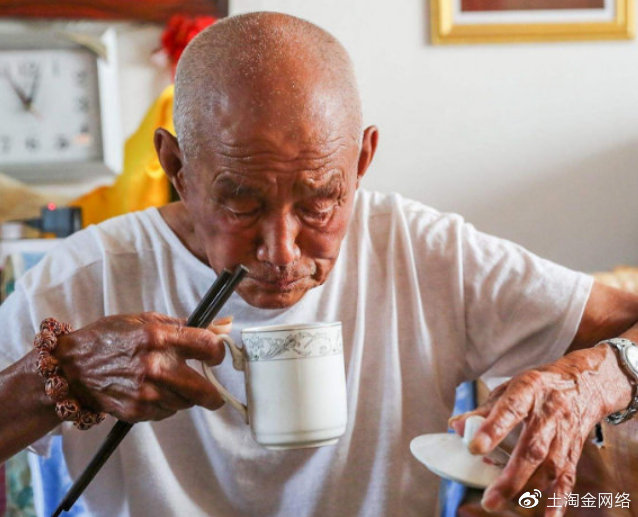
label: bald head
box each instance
[173,12,363,161]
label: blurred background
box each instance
[1,0,637,273]
[1,2,637,516]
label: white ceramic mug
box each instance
[201,322,348,450]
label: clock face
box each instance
[0,48,103,166]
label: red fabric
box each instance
[161,15,217,77]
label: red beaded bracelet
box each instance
[34,318,106,430]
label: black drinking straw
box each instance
[52,265,248,517]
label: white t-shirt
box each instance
[0,190,592,517]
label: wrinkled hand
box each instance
[56,312,232,423]
[449,344,633,516]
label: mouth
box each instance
[248,276,307,292]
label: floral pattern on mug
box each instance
[243,329,343,361]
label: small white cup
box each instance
[201,322,348,450]
[463,415,486,448]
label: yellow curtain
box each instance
[71,85,175,227]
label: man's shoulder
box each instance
[57,207,160,262]
[93,206,161,241]
[354,189,464,231]
[18,208,162,294]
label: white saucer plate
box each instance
[410,432,505,489]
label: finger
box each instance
[544,437,580,517]
[448,382,509,434]
[524,423,570,493]
[151,362,225,411]
[138,383,194,413]
[139,311,186,326]
[158,390,193,412]
[546,504,566,517]
[147,407,177,422]
[448,407,491,436]
[484,381,510,404]
[153,325,226,364]
[142,312,232,335]
[481,417,556,511]
[545,468,577,517]
[105,394,177,423]
[115,409,175,423]
[209,316,233,335]
[469,377,538,455]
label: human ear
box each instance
[356,126,379,187]
[154,128,187,197]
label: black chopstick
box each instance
[187,269,233,327]
[52,265,248,517]
[199,266,248,326]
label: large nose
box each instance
[256,211,301,267]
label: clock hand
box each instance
[26,65,41,110]
[2,69,31,110]
[25,68,42,118]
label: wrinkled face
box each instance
[179,117,362,309]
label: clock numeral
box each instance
[25,137,40,152]
[55,135,70,150]
[76,96,89,113]
[0,136,10,154]
[18,61,38,77]
[75,70,88,87]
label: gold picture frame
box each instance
[431,0,634,44]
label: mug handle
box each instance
[200,334,249,424]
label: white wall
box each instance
[230,0,638,272]
[116,25,172,140]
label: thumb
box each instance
[209,316,233,335]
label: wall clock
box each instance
[0,26,122,182]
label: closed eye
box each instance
[217,197,262,219]
[226,205,260,218]
[298,200,337,224]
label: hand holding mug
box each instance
[56,312,229,422]
[200,322,348,449]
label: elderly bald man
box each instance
[1,11,637,517]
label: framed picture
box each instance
[431,0,634,43]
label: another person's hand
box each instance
[449,343,634,516]
[55,312,231,422]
